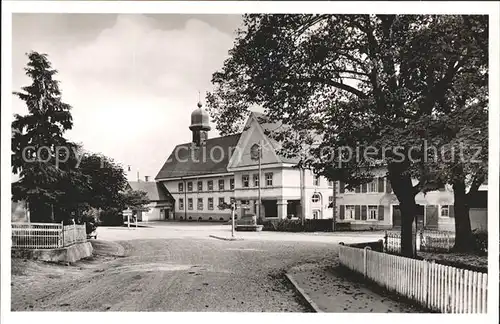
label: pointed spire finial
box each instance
[197,90,202,108]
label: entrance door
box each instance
[425,205,439,229]
[312,209,321,220]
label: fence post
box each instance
[60,221,64,248]
[423,259,429,308]
[384,231,388,252]
[363,246,371,278]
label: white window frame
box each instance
[188,198,193,210]
[197,198,203,211]
[218,197,225,207]
[242,175,249,188]
[265,173,273,186]
[368,205,378,220]
[345,205,355,220]
[208,198,214,210]
[440,205,450,218]
[313,175,320,186]
[328,180,334,187]
[218,179,225,191]
[368,181,378,193]
[208,180,214,191]
[197,181,203,192]
[311,193,321,203]
[187,182,193,192]
[253,174,260,187]
[230,178,235,190]
[179,198,184,210]
[178,182,184,192]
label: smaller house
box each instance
[127,178,174,222]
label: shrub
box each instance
[472,229,487,254]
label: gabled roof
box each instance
[155,134,241,180]
[128,181,172,201]
[251,112,300,164]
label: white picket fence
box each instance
[338,244,488,313]
[12,222,87,249]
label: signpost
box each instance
[123,208,132,229]
[231,202,235,238]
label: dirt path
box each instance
[11,238,336,312]
[287,262,426,313]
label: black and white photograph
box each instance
[1,0,499,321]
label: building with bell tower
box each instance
[189,101,211,146]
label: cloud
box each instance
[12,14,239,179]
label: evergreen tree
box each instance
[12,51,74,222]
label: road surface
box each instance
[11,223,388,312]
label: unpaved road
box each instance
[12,238,338,312]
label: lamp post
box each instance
[251,141,263,223]
[332,181,337,232]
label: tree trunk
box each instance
[387,163,417,258]
[452,178,475,252]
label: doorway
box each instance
[312,209,321,220]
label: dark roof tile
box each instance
[155,134,241,179]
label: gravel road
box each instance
[12,238,338,312]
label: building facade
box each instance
[154,103,487,231]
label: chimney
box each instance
[145,176,149,182]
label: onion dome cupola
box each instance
[189,101,211,146]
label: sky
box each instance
[12,13,244,181]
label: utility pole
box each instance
[332,181,337,231]
[231,202,235,238]
[257,140,262,223]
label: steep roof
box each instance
[128,181,172,201]
[251,112,300,164]
[155,134,241,180]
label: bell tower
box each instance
[189,101,211,146]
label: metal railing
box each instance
[12,222,87,249]
[385,230,455,253]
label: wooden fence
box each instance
[338,244,488,313]
[385,230,455,253]
[12,222,87,249]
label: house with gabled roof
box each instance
[126,179,174,222]
[153,101,487,231]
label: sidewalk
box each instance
[286,262,426,313]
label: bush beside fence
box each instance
[261,219,334,232]
[12,222,87,249]
[338,244,488,313]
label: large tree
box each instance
[12,51,75,222]
[207,14,487,257]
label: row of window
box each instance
[343,178,386,193]
[178,197,236,211]
[242,173,273,188]
[178,173,275,192]
[313,176,336,187]
[179,178,235,193]
[343,205,381,220]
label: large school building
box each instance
[132,102,487,231]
